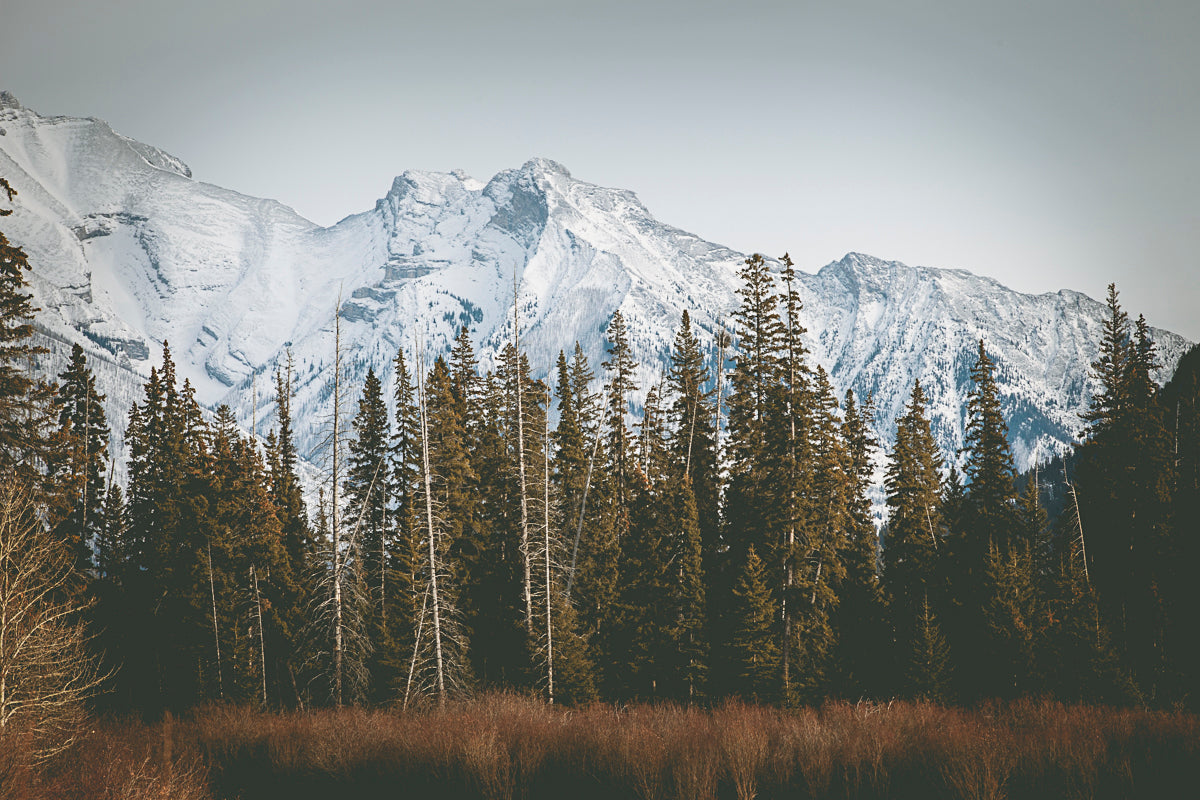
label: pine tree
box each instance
[407,352,474,705]
[831,389,886,698]
[553,344,608,695]
[1121,314,1175,698]
[1161,344,1200,707]
[0,179,54,476]
[386,347,422,697]
[771,254,816,701]
[464,366,524,689]
[983,538,1045,697]
[906,596,952,702]
[1081,284,1131,442]
[667,312,719,536]
[209,405,297,705]
[729,545,779,703]
[786,367,847,703]
[724,254,785,565]
[50,344,110,574]
[1075,287,1177,699]
[559,344,605,608]
[602,309,639,532]
[120,344,219,711]
[720,254,787,697]
[665,314,721,670]
[611,387,673,700]
[952,340,1021,698]
[662,469,708,701]
[345,366,393,699]
[961,340,1018,552]
[882,380,945,693]
[270,353,313,576]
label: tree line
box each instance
[3,180,1199,731]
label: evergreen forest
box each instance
[3,177,1200,746]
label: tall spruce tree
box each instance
[1076,286,1177,700]
[785,367,848,702]
[0,179,54,476]
[721,253,786,696]
[120,344,220,711]
[724,254,785,565]
[961,340,1018,552]
[51,344,110,574]
[729,545,779,703]
[554,344,608,696]
[882,380,945,695]
[602,309,639,533]
[667,311,719,544]
[951,340,1022,698]
[906,595,952,702]
[831,389,886,698]
[387,347,422,696]
[591,311,640,692]
[412,355,474,701]
[270,354,313,574]
[346,366,395,699]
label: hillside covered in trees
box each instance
[3,173,1199,752]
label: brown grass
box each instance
[3,695,1195,799]
[0,712,209,800]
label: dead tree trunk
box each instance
[332,298,344,707]
[416,350,447,706]
[251,564,267,706]
[514,271,534,634]
[543,403,555,703]
[207,541,224,699]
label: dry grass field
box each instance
[4,695,1196,799]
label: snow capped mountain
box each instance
[0,93,1191,481]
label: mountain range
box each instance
[0,90,1190,482]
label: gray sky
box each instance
[4,0,1198,340]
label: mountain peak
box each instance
[0,91,20,110]
[2,96,1193,486]
[520,157,571,178]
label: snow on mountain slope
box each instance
[0,92,1190,483]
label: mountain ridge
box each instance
[0,93,1190,481]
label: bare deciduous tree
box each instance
[0,481,106,760]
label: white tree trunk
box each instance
[514,272,533,634]
[416,350,447,706]
[543,407,554,704]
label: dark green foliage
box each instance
[346,367,398,700]
[729,545,779,702]
[787,366,848,703]
[724,254,785,566]
[1161,344,1200,706]
[6,204,1196,717]
[906,596,953,702]
[554,344,608,695]
[1075,286,1180,702]
[0,180,54,476]
[982,542,1043,697]
[883,380,945,683]
[962,340,1018,552]
[831,389,887,698]
[601,309,638,524]
[269,355,313,581]
[346,368,391,600]
[50,344,110,574]
[949,341,1023,699]
[667,311,720,547]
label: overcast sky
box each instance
[3,0,1197,340]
